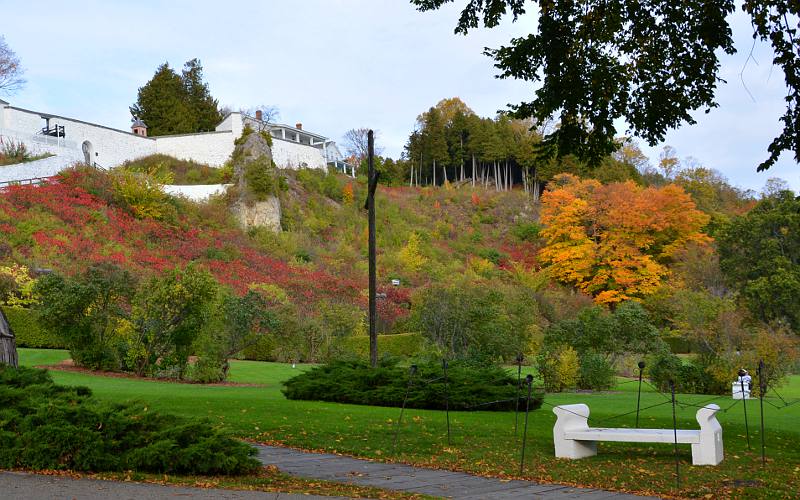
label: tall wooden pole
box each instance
[366,130,379,368]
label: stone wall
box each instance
[0,154,82,185]
[2,107,155,168]
[162,183,231,202]
[1,104,328,175]
[154,132,235,167]
[272,137,327,169]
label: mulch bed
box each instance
[36,359,266,387]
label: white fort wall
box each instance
[271,137,327,170]
[154,132,235,167]
[0,105,328,177]
[2,106,155,168]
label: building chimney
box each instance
[296,123,303,130]
[131,118,148,137]
[255,110,263,121]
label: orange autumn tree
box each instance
[539,174,710,304]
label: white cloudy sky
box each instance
[1,0,798,192]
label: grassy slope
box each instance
[21,349,800,499]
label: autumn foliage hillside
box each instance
[0,166,546,357]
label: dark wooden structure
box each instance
[0,307,18,368]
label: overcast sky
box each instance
[2,0,798,192]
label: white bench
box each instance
[552,403,723,465]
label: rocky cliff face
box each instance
[233,196,281,232]
[231,129,282,233]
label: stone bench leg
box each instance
[691,404,724,465]
[552,404,596,459]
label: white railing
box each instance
[0,128,79,154]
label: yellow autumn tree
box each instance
[539,174,710,304]
[398,233,428,273]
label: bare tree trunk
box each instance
[443,164,447,185]
[460,136,465,182]
[433,159,437,186]
[0,307,19,369]
[471,154,476,187]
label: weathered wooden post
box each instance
[757,360,766,466]
[0,306,18,368]
[364,130,380,368]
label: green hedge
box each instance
[239,334,278,361]
[0,366,259,474]
[282,359,544,411]
[239,333,424,362]
[341,333,424,359]
[3,307,67,349]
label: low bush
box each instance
[240,334,278,361]
[511,222,542,242]
[282,358,544,411]
[122,154,232,185]
[647,352,715,394]
[340,333,424,359]
[3,307,66,349]
[538,344,580,392]
[578,350,616,391]
[0,366,259,474]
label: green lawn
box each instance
[19,349,800,499]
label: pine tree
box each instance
[182,59,223,132]
[130,60,221,136]
[424,108,449,186]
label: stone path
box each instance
[0,471,343,500]
[255,445,660,499]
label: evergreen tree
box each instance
[130,60,221,136]
[423,108,449,185]
[182,59,223,132]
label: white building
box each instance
[0,98,345,183]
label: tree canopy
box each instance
[130,59,222,136]
[412,0,800,172]
[718,189,800,330]
[0,36,25,95]
[538,174,710,304]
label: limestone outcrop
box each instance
[230,129,282,233]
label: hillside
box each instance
[0,165,552,360]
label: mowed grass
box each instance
[19,349,800,499]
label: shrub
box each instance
[543,301,666,363]
[340,333,425,359]
[112,169,177,221]
[126,265,219,377]
[511,221,542,242]
[121,154,231,185]
[239,334,278,361]
[538,344,580,392]
[0,264,38,307]
[0,366,258,474]
[34,264,136,371]
[647,352,714,394]
[244,157,279,200]
[3,307,66,349]
[282,359,544,411]
[578,350,615,390]
[410,282,533,361]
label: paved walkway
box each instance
[255,445,660,499]
[0,471,345,500]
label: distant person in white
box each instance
[736,369,752,390]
